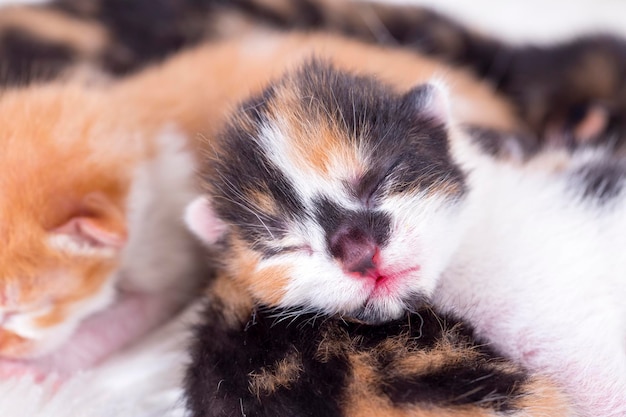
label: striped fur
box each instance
[2,0,625,152]
[0,0,620,150]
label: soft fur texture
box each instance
[3,0,626,150]
[435,145,626,416]
[184,61,573,415]
[186,59,626,415]
[0,80,206,374]
[1,1,626,416]
[188,277,569,416]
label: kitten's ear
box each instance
[184,196,227,245]
[49,192,127,256]
[403,80,451,124]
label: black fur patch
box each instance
[185,301,348,417]
[185,302,529,417]
[381,362,525,411]
[224,0,325,29]
[208,92,308,250]
[289,62,466,200]
[0,29,76,85]
[466,125,539,159]
[315,197,392,254]
[571,158,626,202]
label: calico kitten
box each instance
[0,81,207,376]
[185,52,626,415]
[183,61,574,416]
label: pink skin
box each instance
[0,202,187,384]
[365,266,422,298]
[347,247,421,299]
[0,289,182,383]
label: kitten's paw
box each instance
[0,360,49,383]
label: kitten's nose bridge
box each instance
[329,225,379,275]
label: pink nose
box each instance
[329,226,379,275]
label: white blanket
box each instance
[0,304,202,417]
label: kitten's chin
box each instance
[348,293,429,325]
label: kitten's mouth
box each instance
[362,266,421,295]
[348,266,423,324]
[0,289,185,380]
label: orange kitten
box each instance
[0,81,205,375]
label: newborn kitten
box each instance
[184,62,573,416]
[186,58,626,416]
[0,81,205,376]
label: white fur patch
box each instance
[47,234,117,258]
[119,126,204,294]
[0,303,202,417]
[434,147,626,416]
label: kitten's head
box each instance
[187,62,470,324]
[0,85,132,359]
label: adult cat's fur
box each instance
[3,0,626,151]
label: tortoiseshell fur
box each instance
[4,0,626,151]
[187,276,562,417]
[184,61,571,416]
[205,0,626,151]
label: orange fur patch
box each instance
[207,273,255,327]
[249,348,303,398]
[515,377,573,416]
[0,82,169,357]
[0,330,29,357]
[228,237,289,307]
[344,351,497,417]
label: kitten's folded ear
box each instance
[403,80,451,124]
[49,192,127,256]
[184,196,228,245]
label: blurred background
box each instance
[1,0,626,43]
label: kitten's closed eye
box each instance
[187,62,469,324]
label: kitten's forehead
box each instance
[213,62,464,193]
